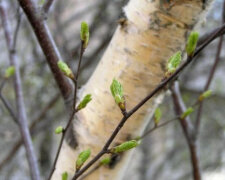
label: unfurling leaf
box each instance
[55,126,63,134]
[186,31,199,56]
[57,61,74,80]
[181,107,194,119]
[80,22,90,48]
[166,51,182,74]
[154,108,162,126]
[5,66,15,78]
[77,94,92,110]
[76,149,91,170]
[110,140,139,153]
[110,79,125,111]
[198,90,212,101]
[100,157,111,165]
[61,172,68,180]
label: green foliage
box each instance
[80,22,90,48]
[181,107,194,119]
[77,94,92,110]
[5,66,15,78]
[76,149,91,170]
[57,61,74,80]
[186,31,199,56]
[100,157,111,165]
[154,108,162,126]
[110,140,139,153]
[199,90,212,101]
[61,172,68,180]
[55,126,63,134]
[110,79,125,110]
[166,51,182,74]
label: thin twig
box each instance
[72,23,225,180]
[0,2,40,180]
[171,81,201,180]
[0,94,59,171]
[195,0,225,139]
[42,0,55,17]
[12,4,22,50]
[47,43,86,180]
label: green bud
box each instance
[181,107,194,119]
[154,108,162,126]
[186,31,199,56]
[77,94,92,110]
[5,66,15,78]
[110,79,125,110]
[55,126,63,134]
[76,149,91,170]
[110,140,139,153]
[57,61,74,80]
[166,51,182,74]
[199,90,212,101]
[80,22,89,48]
[100,157,111,165]
[61,172,68,180]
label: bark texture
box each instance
[52,0,213,179]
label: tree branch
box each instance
[0,2,40,180]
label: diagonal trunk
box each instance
[53,0,213,179]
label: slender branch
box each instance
[42,0,55,14]
[17,0,72,104]
[0,94,59,171]
[195,0,225,139]
[171,81,201,180]
[47,43,86,180]
[0,2,40,180]
[72,23,225,180]
[12,4,22,50]
[0,79,18,123]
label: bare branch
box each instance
[0,2,40,180]
[42,0,55,17]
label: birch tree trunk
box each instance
[52,0,213,179]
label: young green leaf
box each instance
[57,61,74,80]
[154,108,162,126]
[80,22,89,48]
[181,107,194,119]
[55,126,63,134]
[5,66,15,78]
[186,31,199,56]
[199,90,212,101]
[61,172,68,180]
[110,79,125,111]
[110,140,139,153]
[166,51,182,74]
[100,157,111,165]
[77,94,92,110]
[76,149,91,170]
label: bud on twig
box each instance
[55,126,63,134]
[166,51,182,76]
[110,79,125,111]
[110,140,139,153]
[77,94,92,111]
[62,172,68,180]
[198,90,212,101]
[186,31,199,56]
[57,61,74,80]
[154,108,162,126]
[181,107,194,119]
[100,157,111,165]
[76,149,91,170]
[80,22,89,49]
[5,66,15,78]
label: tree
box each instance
[0,0,224,180]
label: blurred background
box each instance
[0,0,224,179]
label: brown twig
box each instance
[72,23,225,180]
[0,2,40,180]
[171,81,201,180]
[195,0,225,139]
[42,0,55,15]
